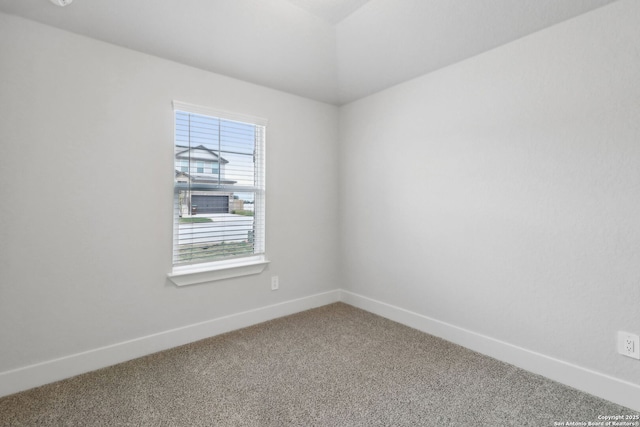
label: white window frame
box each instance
[167,101,269,286]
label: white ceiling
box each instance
[0,0,618,105]
[283,0,372,24]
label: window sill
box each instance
[168,256,269,286]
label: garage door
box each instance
[191,195,229,214]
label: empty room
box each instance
[1,0,639,425]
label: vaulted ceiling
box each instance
[0,0,617,105]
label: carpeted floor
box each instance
[0,303,637,426]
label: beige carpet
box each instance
[0,303,637,426]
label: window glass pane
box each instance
[173,108,265,267]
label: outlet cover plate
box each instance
[618,331,640,359]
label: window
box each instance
[210,162,220,175]
[169,101,268,285]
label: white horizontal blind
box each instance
[172,102,266,267]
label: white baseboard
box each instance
[0,290,341,398]
[339,290,640,412]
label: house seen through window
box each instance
[172,103,266,268]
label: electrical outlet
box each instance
[271,276,279,291]
[618,331,640,359]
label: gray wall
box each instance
[0,12,339,373]
[339,0,640,385]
